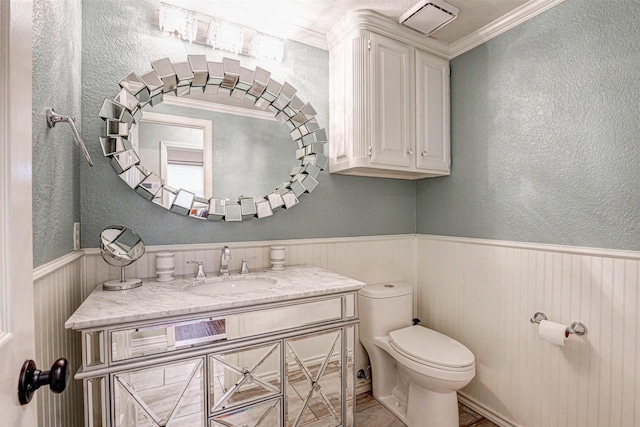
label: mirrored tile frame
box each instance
[100,56,327,222]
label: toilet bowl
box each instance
[358,282,475,427]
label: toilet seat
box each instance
[389,326,474,371]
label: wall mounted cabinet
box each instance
[329,11,451,180]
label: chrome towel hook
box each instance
[46,108,94,167]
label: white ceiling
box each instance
[172,0,540,50]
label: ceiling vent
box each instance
[398,0,460,36]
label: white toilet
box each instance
[358,282,476,427]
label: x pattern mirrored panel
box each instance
[113,357,205,426]
[209,341,282,414]
[99,56,328,221]
[285,329,343,427]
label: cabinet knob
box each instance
[407,149,414,155]
[422,151,428,157]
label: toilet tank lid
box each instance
[358,282,413,298]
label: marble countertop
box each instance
[65,265,365,330]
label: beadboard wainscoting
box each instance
[33,251,85,427]
[417,235,640,427]
[82,234,416,297]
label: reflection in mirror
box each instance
[133,102,299,200]
[100,225,145,291]
[133,112,213,199]
[99,56,329,222]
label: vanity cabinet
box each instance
[329,16,450,180]
[75,293,357,427]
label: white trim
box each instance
[418,234,640,260]
[355,381,371,396]
[458,393,519,427]
[327,10,450,58]
[448,0,566,58]
[33,251,85,281]
[163,95,276,121]
[327,1,565,60]
[0,332,12,348]
[82,234,416,256]
[81,233,640,261]
[0,0,9,344]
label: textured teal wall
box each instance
[80,0,416,248]
[32,0,82,267]
[416,0,640,250]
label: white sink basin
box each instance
[185,276,277,295]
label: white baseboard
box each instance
[355,380,371,396]
[458,393,520,427]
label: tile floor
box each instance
[355,392,499,427]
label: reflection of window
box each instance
[165,148,205,197]
[167,164,204,197]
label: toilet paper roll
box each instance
[539,320,569,346]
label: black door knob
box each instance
[18,358,70,405]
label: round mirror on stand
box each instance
[100,226,145,291]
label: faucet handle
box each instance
[240,257,257,274]
[187,261,206,279]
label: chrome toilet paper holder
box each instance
[530,311,588,336]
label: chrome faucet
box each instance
[219,246,231,276]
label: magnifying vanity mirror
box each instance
[98,56,328,222]
[100,226,145,291]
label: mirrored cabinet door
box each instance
[285,329,343,427]
[112,357,205,427]
[209,341,282,414]
[209,398,282,427]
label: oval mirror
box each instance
[100,226,145,291]
[98,56,328,222]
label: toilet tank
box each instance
[358,282,413,339]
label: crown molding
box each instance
[285,26,329,51]
[327,1,565,59]
[448,0,566,59]
[327,9,451,58]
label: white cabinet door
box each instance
[369,33,414,168]
[415,49,450,173]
